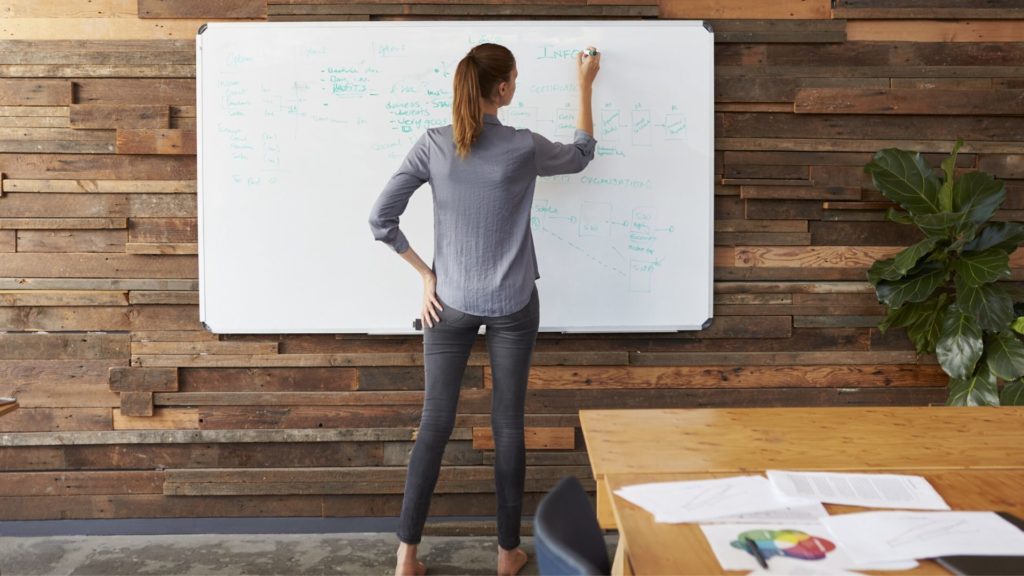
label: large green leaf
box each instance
[867,238,938,285]
[951,247,1010,287]
[956,280,1015,332]
[904,293,950,355]
[954,171,1006,227]
[964,221,1024,254]
[936,305,983,379]
[867,257,902,285]
[938,138,963,214]
[878,294,949,355]
[892,237,940,277]
[886,208,915,225]
[986,332,1024,380]
[864,148,942,216]
[1001,379,1024,405]
[913,211,966,240]
[1012,316,1024,336]
[948,365,999,406]
[875,262,947,308]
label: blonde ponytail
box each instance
[453,56,483,159]
[451,43,515,159]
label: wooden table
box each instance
[579,407,1024,575]
[580,407,1024,528]
[607,469,1024,575]
[0,399,17,417]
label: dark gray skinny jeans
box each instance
[397,284,540,551]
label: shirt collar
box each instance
[483,113,501,125]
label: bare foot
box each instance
[396,542,427,576]
[497,545,529,576]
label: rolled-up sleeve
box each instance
[532,128,597,176]
[368,132,430,253]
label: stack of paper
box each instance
[821,511,1024,564]
[615,471,1024,574]
[766,470,951,510]
[613,475,818,524]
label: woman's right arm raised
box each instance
[576,46,600,136]
[532,46,601,176]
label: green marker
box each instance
[584,48,598,57]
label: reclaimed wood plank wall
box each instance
[2,0,1022,524]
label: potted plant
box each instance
[865,139,1024,406]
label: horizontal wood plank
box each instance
[3,179,195,193]
[127,290,198,304]
[659,0,830,19]
[113,406,197,429]
[0,80,71,105]
[795,88,1024,115]
[0,289,127,305]
[70,104,169,129]
[116,129,196,154]
[109,366,178,393]
[472,427,575,450]
[846,21,1024,42]
[516,365,945,389]
[138,0,267,18]
[0,18,222,40]
[707,19,845,43]
[16,230,126,253]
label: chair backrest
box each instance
[534,475,611,576]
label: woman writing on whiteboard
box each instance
[369,42,601,576]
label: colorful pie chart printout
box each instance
[701,522,920,572]
[731,528,837,561]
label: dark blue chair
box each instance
[534,475,612,576]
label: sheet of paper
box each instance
[614,475,814,523]
[821,511,1024,564]
[699,522,918,573]
[704,501,830,524]
[767,470,950,510]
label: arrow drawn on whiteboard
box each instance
[539,225,626,277]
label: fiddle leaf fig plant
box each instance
[865,139,1024,406]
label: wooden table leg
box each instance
[611,538,632,576]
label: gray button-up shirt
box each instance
[369,113,597,316]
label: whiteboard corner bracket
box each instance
[198,23,209,35]
[702,21,714,33]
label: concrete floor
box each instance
[0,522,620,576]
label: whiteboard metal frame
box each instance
[196,20,714,334]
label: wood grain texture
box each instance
[16,230,127,252]
[0,18,214,40]
[71,105,169,129]
[116,129,196,154]
[707,19,845,43]
[795,88,1024,115]
[138,0,267,18]
[658,0,830,19]
[847,20,1024,42]
[109,366,178,392]
[0,80,71,105]
[517,364,944,389]
[119,390,154,416]
[472,427,575,450]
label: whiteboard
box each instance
[197,21,714,334]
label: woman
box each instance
[369,42,601,576]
